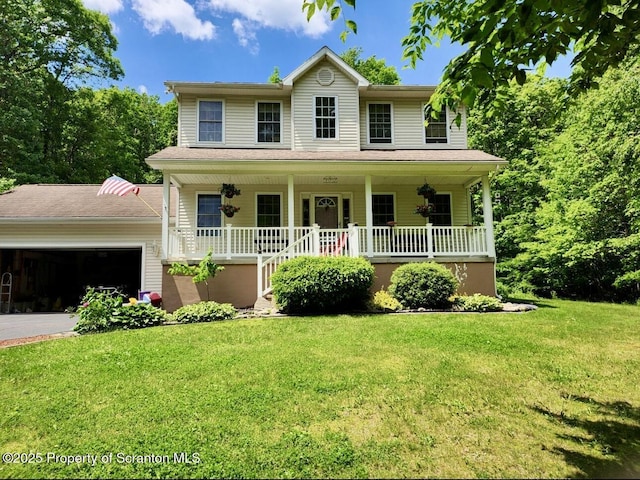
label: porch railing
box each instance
[168,224,488,261]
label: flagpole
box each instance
[136,194,161,217]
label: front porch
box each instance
[168,224,491,260]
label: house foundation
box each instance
[162,259,495,312]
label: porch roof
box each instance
[148,146,504,164]
[147,147,505,186]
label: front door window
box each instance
[314,196,339,228]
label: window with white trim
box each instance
[197,194,222,230]
[257,194,281,227]
[315,96,337,139]
[372,194,395,226]
[424,105,447,143]
[368,103,392,143]
[429,193,452,226]
[198,100,223,142]
[257,102,281,143]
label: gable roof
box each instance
[0,184,175,221]
[282,46,370,88]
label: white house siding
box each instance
[0,223,163,293]
[178,94,292,148]
[292,60,361,151]
[360,100,468,150]
[178,183,469,229]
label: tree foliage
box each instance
[340,47,400,85]
[303,0,640,115]
[0,0,176,185]
[471,59,640,301]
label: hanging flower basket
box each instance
[416,182,436,199]
[220,204,240,217]
[220,183,241,198]
[414,204,436,218]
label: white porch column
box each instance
[287,174,295,244]
[481,175,496,258]
[365,175,373,257]
[162,172,170,259]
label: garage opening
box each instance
[0,248,142,312]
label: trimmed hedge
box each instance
[172,301,237,323]
[271,256,374,314]
[389,262,458,309]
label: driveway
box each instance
[0,313,78,341]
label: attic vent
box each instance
[316,67,335,86]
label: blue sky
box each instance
[83,0,572,101]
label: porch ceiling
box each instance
[168,172,487,187]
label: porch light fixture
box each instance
[322,176,338,184]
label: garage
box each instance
[1,248,142,312]
[0,184,169,314]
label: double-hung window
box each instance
[257,194,281,227]
[198,100,223,142]
[372,194,395,226]
[315,96,337,139]
[368,103,392,144]
[424,105,448,143]
[197,194,222,235]
[257,102,281,143]
[429,194,452,226]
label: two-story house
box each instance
[146,46,506,310]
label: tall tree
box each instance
[511,59,640,300]
[0,0,123,182]
[303,0,640,114]
[340,47,401,85]
[468,74,567,262]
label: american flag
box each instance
[97,175,140,197]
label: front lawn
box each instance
[1,299,638,478]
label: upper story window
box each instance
[198,100,224,143]
[315,96,337,139]
[368,103,392,144]
[424,105,448,144]
[257,102,281,143]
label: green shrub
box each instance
[389,262,458,309]
[172,301,237,323]
[453,294,503,312]
[111,303,172,328]
[74,288,169,334]
[369,289,403,312]
[271,256,374,314]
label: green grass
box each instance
[1,299,639,478]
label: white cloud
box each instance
[232,18,259,55]
[132,0,216,40]
[138,85,148,93]
[83,0,125,14]
[207,0,331,45]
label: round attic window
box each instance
[316,67,335,86]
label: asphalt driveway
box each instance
[0,313,78,341]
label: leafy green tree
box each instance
[267,66,281,83]
[468,74,567,263]
[303,0,640,114]
[340,47,401,85]
[0,0,122,182]
[512,59,640,300]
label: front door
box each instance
[314,196,339,228]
